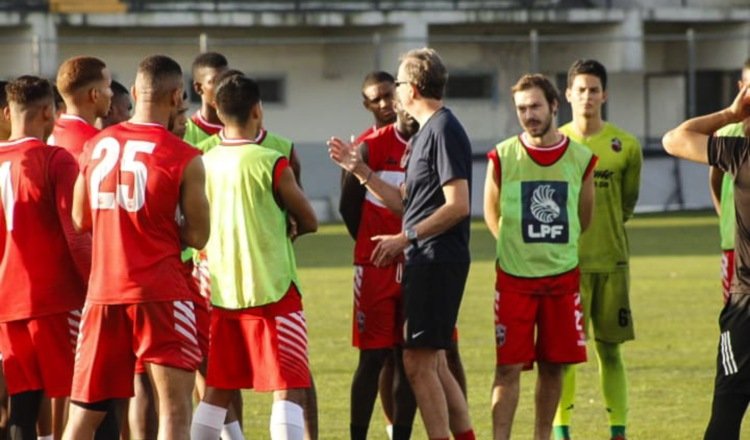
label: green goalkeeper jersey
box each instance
[715,122,744,251]
[559,122,642,272]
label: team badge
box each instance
[356,310,366,333]
[611,137,622,152]
[521,181,569,244]
[495,324,507,347]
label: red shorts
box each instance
[71,300,203,403]
[722,250,735,304]
[494,272,586,366]
[0,310,79,397]
[206,286,311,392]
[352,264,402,349]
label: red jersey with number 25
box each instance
[354,124,407,265]
[80,122,200,304]
[0,138,85,322]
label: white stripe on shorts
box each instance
[721,331,739,376]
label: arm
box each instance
[338,143,368,239]
[709,166,725,216]
[579,171,595,232]
[52,151,91,281]
[483,160,500,239]
[180,155,210,249]
[663,83,750,163]
[71,173,91,233]
[621,142,642,222]
[328,136,403,214]
[370,178,469,267]
[276,166,318,236]
[289,147,302,186]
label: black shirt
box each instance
[708,135,750,295]
[403,107,472,265]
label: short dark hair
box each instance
[398,48,448,100]
[56,56,107,97]
[6,75,53,108]
[361,71,394,91]
[214,68,245,88]
[567,59,608,91]
[0,80,8,108]
[110,79,129,97]
[215,75,260,124]
[511,74,560,107]
[191,52,228,79]
[137,54,183,99]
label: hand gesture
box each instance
[370,233,409,267]
[327,136,363,174]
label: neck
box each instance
[200,102,220,125]
[130,103,171,127]
[395,120,415,141]
[524,128,562,148]
[9,121,45,142]
[408,98,443,127]
[572,114,604,137]
[223,122,260,141]
[63,103,97,126]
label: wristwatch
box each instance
[404,227,418,246]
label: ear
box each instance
[90,86,100,103]
[172,88,182,107]
[601,89,608,104]
[193,79,203,96]
[130,85,137,102]
[551,99,559,116]
[251,101,262,120]
[42,103,54,121]
[565,87,572,103]
[1,106,9,121]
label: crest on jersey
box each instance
[522,181,569,244]
[611,137,622,152]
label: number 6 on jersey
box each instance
[90,137,155,212]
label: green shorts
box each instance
[581,269,634,343]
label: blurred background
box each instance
[4,0,748,219]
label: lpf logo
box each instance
[522,181,569,243]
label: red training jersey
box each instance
[354,124,407,265]
[49,114,100,161]
[0,138,86,322]
[80,122,200,304]
[354,125,377,145]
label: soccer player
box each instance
[99,80,132,128]
[183,51,229,146]
[63,54,210,439]
[486,73,595,440]
[0,75,89,438]
[329,47,476,440]
[0,80,10,140]
[709,58,750,304]
[662,80,750,440]
[190,75,318,440]
[338,95,419,440]
[49,56,113,158]
[553,59,642,440]
[355,71,397,143]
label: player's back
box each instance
[81,121,200,305]
[48,114,99,160]
[0,137,85,321]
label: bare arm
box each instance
[663,83,750,163]
[328,136,403,214]
[289,147,302,186]
[53,152,91,281]
[276,166,318,236]
[483,160,500,239]
[370,178,470,267]
[72,172,92,233]
[709,166,724,216]
[579,171,595,232]
[180,156,210,249]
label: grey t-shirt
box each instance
[709,135,750,294]
[403,107,472,265]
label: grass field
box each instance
[239,211,732,439]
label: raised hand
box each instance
[327,136,363,174]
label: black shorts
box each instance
[715,294,750,395]
[402,262,469,349]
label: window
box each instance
[256,77,286,105]
[445,72,495,100]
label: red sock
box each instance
[454,429,476,440]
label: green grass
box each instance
[240,211,731,439]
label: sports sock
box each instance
[596,341,628,427]
[221,420,245,440]
[269,400,304,440]
[392,424,413,440]
[554,363,576,429]
[553,425,571,440]
[610,425,626,439]
[191,402,228,440]
[454,428,476,440]
[9,390,42,440]
[37,436,53,440]
[350,423,368,440]
[386,424,393,440]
